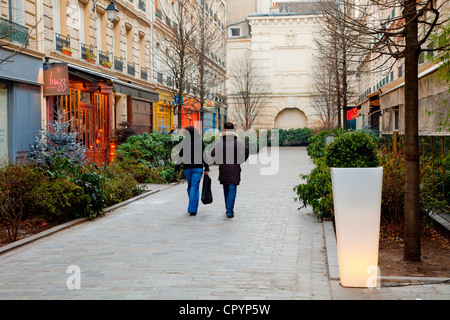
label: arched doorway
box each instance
[274,108,308,129]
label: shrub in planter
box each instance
[293,158,333,220]
[324,130,380,168]
[324,130,383,288]
[306,128,344,163]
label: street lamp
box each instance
[106,1,119,22]
[92,1,119,23]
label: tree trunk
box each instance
[403,0,421,261]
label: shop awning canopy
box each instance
[112,80,159,102]
[67,63,117,83]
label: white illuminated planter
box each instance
[331,167,383,288]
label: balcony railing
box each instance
[127,62,136,77]
[0,17,29,45]
[81,43,96,63]
[157,72,163,84]
[141,68,148,81]
[55,33,70,52]
[114,56,124,72]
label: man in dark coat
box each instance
[211,122,249,218]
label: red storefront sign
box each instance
[43,63,70,96]
[347,107,358,120]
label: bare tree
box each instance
[191,0,226,124]
[322,0,449,261]
[155,0,197,126]
[228,51,270,130]
[314,0,360,130]
[310,61,338,130]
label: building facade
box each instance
[226,0,323,130]
[153,0,227,132]
[0,0,46,162]
[351,0,450,137]
[0,0,227,163]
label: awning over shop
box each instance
[112,80,159,102]
[67,63,117,83]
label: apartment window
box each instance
[398,65,403,77]
[229,27,241,37]
[79,2,86,46]
[138,0,146,12]
[10,0,25,25]
[393,106,399,131]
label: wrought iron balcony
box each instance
[0,17,29,45]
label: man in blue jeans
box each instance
[211,122,249,218]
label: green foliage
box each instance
[324,130,381,168]
[0,163,40,240]
[31,178,88,222]
[278,128,314,146]
[71,165,106,219]
[306,128,344,163]
[295,129,379,219]
[293,158,333,220]
[425,22,450,133]
[116,131,181,183]
[267,128,314,147]
[101,162,144,207]
[379,146,446,229]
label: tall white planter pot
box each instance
[331,167,383,288]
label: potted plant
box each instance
[324,130,383,288]
[101,59,112,69]
[84,48,96,63]
[61,45,73,56]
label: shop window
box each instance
[393,106,399,131]
[50,89,109,163]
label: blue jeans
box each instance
[223,184,237,216]
[184,168,203,213]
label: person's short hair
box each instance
[224,122,234,130]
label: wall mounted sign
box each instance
[44,63,70,96]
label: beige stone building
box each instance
[352,0,450,137]
[226,0,324,130]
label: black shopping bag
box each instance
[201,174,213,204]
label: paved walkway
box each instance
[0,147,449,301]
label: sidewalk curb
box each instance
[0,183,179,256]
[323,220,450,286]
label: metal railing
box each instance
[0,17,29,45]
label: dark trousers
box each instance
[223,184,237,216]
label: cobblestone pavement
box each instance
[0,147,332,300]
[1,147,448,301]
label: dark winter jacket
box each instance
[211,131,249,185]
[174,134,210,172]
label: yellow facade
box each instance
[154,89,174,132]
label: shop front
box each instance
[154,90,174,132]
[44,62,114,163]
[0,48,44,162]
[112,80,159,135]
[181,98,201,130]
[202,100,216,133]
